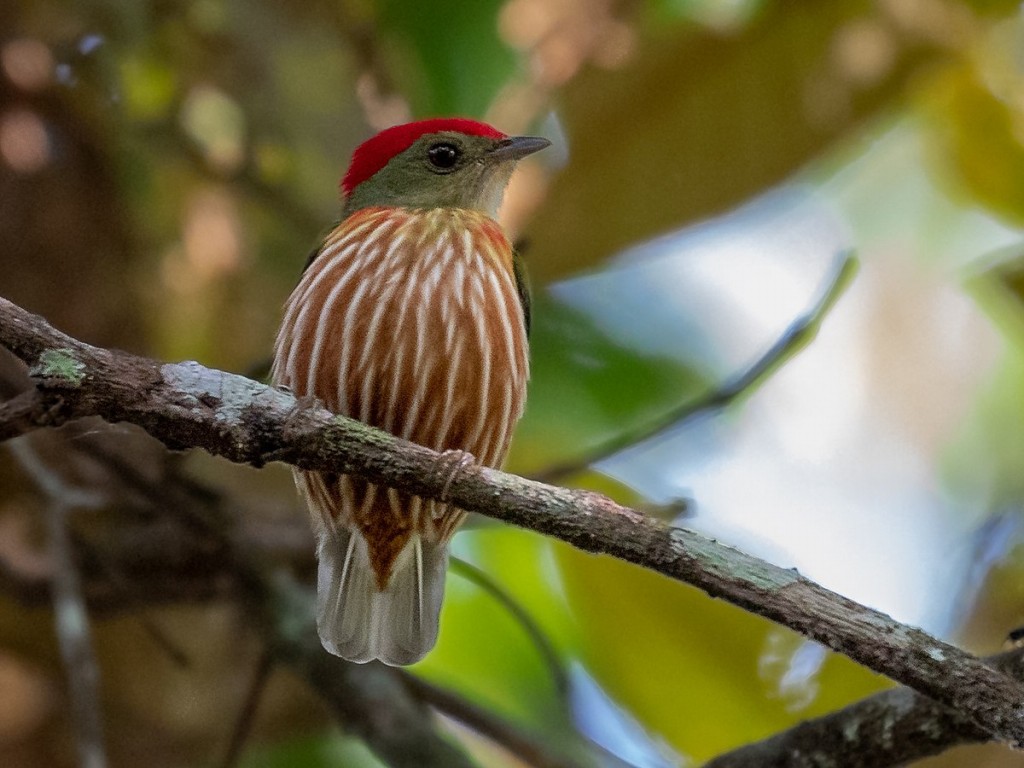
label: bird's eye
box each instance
[427,142,460,170]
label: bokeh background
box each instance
[4,0,1024,766]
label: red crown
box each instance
[341,118,506,196]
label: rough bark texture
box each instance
[3,294,1024,755]
[705,649,1024,768]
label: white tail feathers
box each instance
[316,529,448,666]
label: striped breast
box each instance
[272,206,529,584]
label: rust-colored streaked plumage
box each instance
[273,204,529,663]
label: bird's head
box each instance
[340,118,550,218]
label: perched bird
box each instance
[272,118,549,665]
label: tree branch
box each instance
[704,647,1024,768]
[0,388,60,442]
[2,294,1024,751]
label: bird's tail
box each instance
[316,528,448,666]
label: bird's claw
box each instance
[435,449,475,505]
[284,393,326,417]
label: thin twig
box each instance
[219,648,274,768]
[450,556,570,699]
[49,499,108,768]
[532,250,858,484]
[8,440,108,768]
[68,530,191,668]
[401,673,586,768]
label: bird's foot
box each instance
[434,449,475,505]
[284,392,327,416]
[278,394,329,453]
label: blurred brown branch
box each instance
[1,441,476,768]
[8,439,108,768]
[0,427,555,768]
[3,293,1024,761]
[0,387,63,442]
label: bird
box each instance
[271,118,549,665]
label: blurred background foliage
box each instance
[4,0,1024,766]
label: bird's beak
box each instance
[487,135,551,162]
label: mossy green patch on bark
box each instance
[33,348,86,385]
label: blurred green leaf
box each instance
[119,53,178,121]
[241,733,384,768]
[378,0,517,116]
[940,345,1024,505]
[920,63,1024,226]
[556,545,885,761]
[944,254,1024,503]
[970,246,1024,344]
[508,293,709,476]
[645,0,765,29]
[526,1,944,282]
[957,535,1024,651]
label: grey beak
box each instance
[487,135,551,162]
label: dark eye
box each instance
[427,142,460,170]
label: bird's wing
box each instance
[512,248,531,338]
